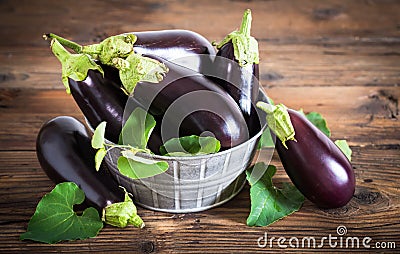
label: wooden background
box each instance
[0,0,399,253]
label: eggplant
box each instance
[275,109,355,208]
[211,9,261,137]
[47,38,127,143]
[126,54,250,153]
[48,33,248,152]
[45,30,215,73]
[48,29,217,143]
[133,29,215,57]
[133,29,215,73]
[36,116,143,227]
[68,65,128,144]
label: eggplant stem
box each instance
[50,39,71,63]
[45,33,83,53]
[256,101,275,113]
[239,9,252,37]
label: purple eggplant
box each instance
[69,54,249,153]
[47,37,127,143]
[133,29,215,56]
[105,29,216,74]
[68,64,128,144]
[211,9,261,136]
[133,29,215,73]
[36,116,143,227]
[47,29,217,143]
[36,116,123,209]
[275,109,355,208]
[45,29,215,73]
[127,54,249,152]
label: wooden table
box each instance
[1,0,399,252]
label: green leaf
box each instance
[160,135,221,156]
[335,140,352,161]
[102,191,144,228]
[92,122,107,149]
[114,53,169,94]
[95,148,107,171]
[305,111,331,137]
[121,150,161,164]
[117,156,169,179]
[246,163,304,227]
[50,39,103,94]
[20,182,103,244]
[119,108,156,149]
[267,97,275,106]
[257,127,275,149]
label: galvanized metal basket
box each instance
[103,89,268,213]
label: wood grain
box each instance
[0,0,399,253]
[0,147,399,253]
[0,86,398,150]
[2,44,399,89]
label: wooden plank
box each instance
[1,43,399,89]
[0,146,398,252]
[0,86,398,151]
[0,0,399,252]
[1,0,399,47]
[0,89,83,151]
[267,86,400,146]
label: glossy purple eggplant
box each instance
[215,41,260,101]
[211,10,260,137]
[68,64,128,143]
[36,116,144,228]
[46,30,215,73]
[213,42,260,137]
[276,109,355,208]
[133,29,215,58]
[36,116,124,210]
[112,29,216,74]
[126,54,249,153]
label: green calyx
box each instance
[102,190,145,228]
[45,33,168,94]
[50,39,104,94]
[113,53,169,94]
[46,33,137,64]
[256,102,296,148]
[82,34,137,65]
[215,9,259,67]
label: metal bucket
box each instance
[103,89,269,213]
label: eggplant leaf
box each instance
[92,122,107,149]
[246,163,304,227]
[257,127,275,149]
[335,140,352,161]
[160,135,221,156]
[95,147,107,171]
[304,111,331,137]
[20,182,103,244]
[117,156,168,179]
[119,108,156,149]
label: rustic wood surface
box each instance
[0,0,399,253]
